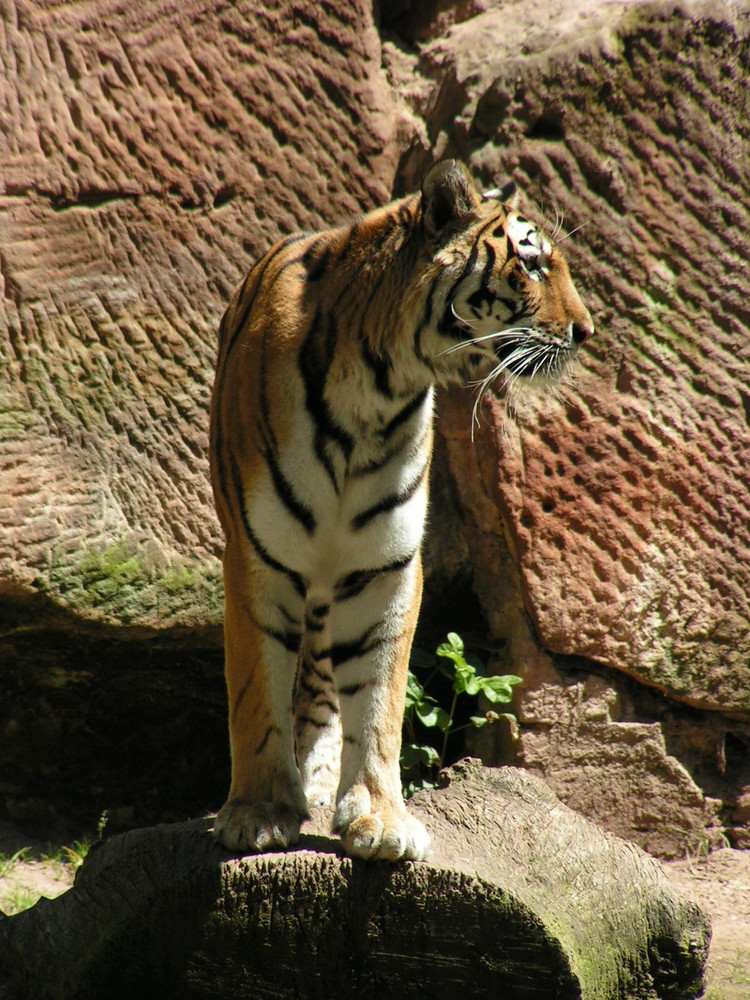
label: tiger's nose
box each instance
[571,315,595,345]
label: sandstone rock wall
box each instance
[1,0,397,628]
[394,0,750,854]
[1,0,749,854]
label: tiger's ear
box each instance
[421,160,481,241]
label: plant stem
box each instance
[439,690,460,767]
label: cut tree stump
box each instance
[0,762,710,999]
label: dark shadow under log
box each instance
[0,762,710,999]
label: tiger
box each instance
[209,159,594,862]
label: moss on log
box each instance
[0,762,709,999]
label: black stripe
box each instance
[229,453,307,597]
[258,622,301,654]
[436,217,499,336]
[303,238,331,281]
[466,241,498,313]
[277,603,300,626]
[256,335,317,534]
[334,550,417,601]
[414,281,438,371]
[331,627,380,668]
[438,229,494,335]
[299,653,334,682]
[298,674,338,714]
[351,419,431,480]
[381,388,429,441]
[297,715,329,729]
[338,219,361,261]
[256,725,276,755]
[224,234,306,366]
[349,434,410,479]
[351,461,428,531]
[259,433,317,534]
[257,335,278,450]
[361,336,393,399]
[298,307,354,489]
[338,682,367,696]
[304,613,326,633]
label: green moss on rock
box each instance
[45,537,224,630]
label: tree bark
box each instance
[0,762,710,999]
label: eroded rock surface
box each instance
[1,0,749,853]
[1,0,398,627]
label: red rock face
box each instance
[408,2,750,717]
[396,1,750,852]
[1,0,749,853]
[0,0,399,625]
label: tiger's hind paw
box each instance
[213,799,304,853]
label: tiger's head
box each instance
[418,160,594,401]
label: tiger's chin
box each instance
[464,336,578,434]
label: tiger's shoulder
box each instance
[217,194,423,356]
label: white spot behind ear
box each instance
[483,180,519,209]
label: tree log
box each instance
[0,762,709,999]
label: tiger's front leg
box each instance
[213,539,309,852]
[332,559,431,862]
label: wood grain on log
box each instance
[0,763,710,999]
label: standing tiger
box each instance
[209,159,593,861]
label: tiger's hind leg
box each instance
[332,560,431,862]
[214,540,309,853]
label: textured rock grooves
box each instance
[0,0,397,626]
[391,1,750,716]
[1,0,750,854]
[484,9,750,713]
[386,0,750,853]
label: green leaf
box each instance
[476,674,522,703]
[403,777,437,798]
[404,671,424,710]
[416,702,451,731]
[401,743,440,767]
[470,711,500,728]
[436,631,464,663]
[462,672,483,696]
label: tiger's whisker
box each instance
[556,220,589,244]
[438,326,537,357]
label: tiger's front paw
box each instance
[214,799,303,853]
[334,785,431,862]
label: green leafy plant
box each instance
[401,631,522,795]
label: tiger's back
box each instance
[210,160,593,860]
